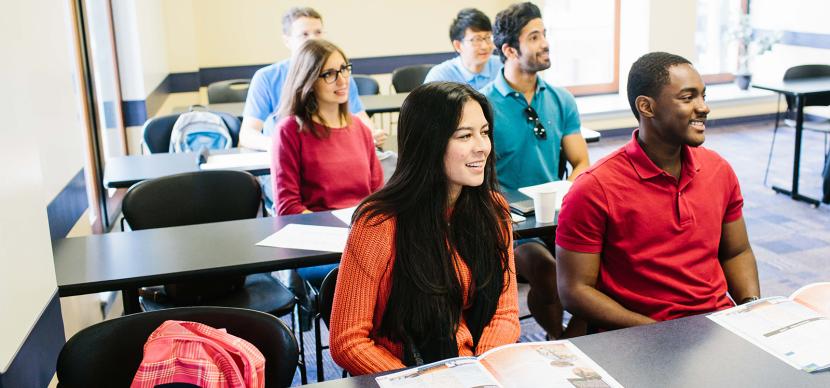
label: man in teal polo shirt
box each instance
[481,2,589,339]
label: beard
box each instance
[518,48,551,73]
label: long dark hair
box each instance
[353,82,511,365]
[278,39,351,138]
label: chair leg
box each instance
[294,303,308,384]
[315,313,325,382]
[764,96,783,187]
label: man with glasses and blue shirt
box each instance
[241,7,386,151]
[481,2,589,340]
[424,8,502,89]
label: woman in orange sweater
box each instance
[329,82,520,375]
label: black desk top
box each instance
[54,211,552,297]
[53,212,344,296]
[304,314,830,388]
[104,150,270,188]
[753,76,830,96]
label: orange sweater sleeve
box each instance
[329,214,406,375]
[475,217,521,354]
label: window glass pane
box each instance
[543,0,616,87]
[695,0,742,75]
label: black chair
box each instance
[56,306,299,388]
[207,78,251,104]
[141,110,241,154]
[352,74,380,95]
[764,64,830,185]
[391,64,434,93]
[121,170,307,382]
[313,267,348,382]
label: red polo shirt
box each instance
[556,130,742,321]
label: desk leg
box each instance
[122,289,141,315]
[772,95,821,207]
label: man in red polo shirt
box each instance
[555,52,761,329]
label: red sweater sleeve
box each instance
[271,118,308,215]
[359,120,384,192]
[476,215,520,354]
[329,214,406,374]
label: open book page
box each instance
[708,296,830,372]
[376,357,501,388]
[791,282,830,317]
[478,341,623,388]
[331,206,357,226]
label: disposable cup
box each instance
[531,189,557,224]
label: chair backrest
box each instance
[207,79,251,104]
[122,170,261,230]
[391,64,434,93]
[352,74,380,95]
[318,267,338,328]
[783,65,830,111]
[56,306,299,388]
[142,111,241,154]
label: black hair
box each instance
[354,82,511,365]
[627,52,692,121]
[493,2,542,63]
[449,8,492,42]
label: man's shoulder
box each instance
[425,57,463,82]
[252,60,289,80]
[690,145,729,165]
[584,146,630,178]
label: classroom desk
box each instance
[175,93,409,118]
[175,98,602,143]
[302,314,830,388]
[753,76,830,206]
[104,149,269,188]
[53,210,552,314]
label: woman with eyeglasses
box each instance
[329,82,520,375]
[272,38,383,217]
[271,39,383,287]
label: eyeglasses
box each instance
[319,63,352,84]
[465,34,494,46]
[524,106,547,139]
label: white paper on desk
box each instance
[518,180,572,210]
[255,224,349,252]
[331,206,356,226]
[200,151,270,170]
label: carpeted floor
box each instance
[289,118,830,385]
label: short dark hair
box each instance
[449,8,492,42]
[627,52,692,121]
[493,2,542,63]
[281,7,322,36]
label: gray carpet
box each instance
[289,118,830,385]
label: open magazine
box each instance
[376,340,623,388]
[708,282,830,372]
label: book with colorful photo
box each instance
[708,282,830,372]
[375,340,623,388]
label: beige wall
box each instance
[648,0,697,60]
[161,0,512,71]
[0,0,86,371]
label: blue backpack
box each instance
[169,110,232,153]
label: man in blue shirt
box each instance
[481,2,589,339]
[424,8,503,90]
[240,7,386,150]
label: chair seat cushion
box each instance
[141,274,296,316]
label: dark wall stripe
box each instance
[122,100,148,128]
[0,292,64,388]
[46,169,88,241]
[756,29,830,50]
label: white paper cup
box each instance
[531,189,558,224]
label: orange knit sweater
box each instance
[329,210,520,375]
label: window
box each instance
[695,0,744,83]
[542,0,620,95]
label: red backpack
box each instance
[131,320,265,388]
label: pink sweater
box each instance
[271,116,383,215]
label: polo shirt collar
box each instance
[452,57,477,84]
[493,70,547,98]
[625,129,700,181]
